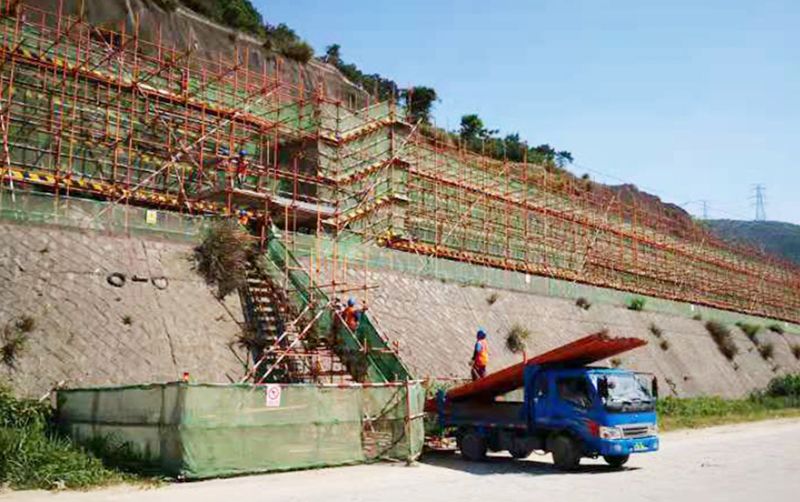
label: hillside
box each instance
[705,220,800,266]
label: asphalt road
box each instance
[3,419,800,502]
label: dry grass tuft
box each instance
[649,323,663,338]
[194,220,252,299]
[758,342,774,361]
[505,324,531,354]
[705,321,738,360]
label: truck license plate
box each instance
[633,442,647,451]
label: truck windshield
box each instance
[594,374,655,413]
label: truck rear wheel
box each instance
[603,454,629,468]
[460,432,487,462]
[550,435,581,471]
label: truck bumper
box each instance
[598,436,659,456]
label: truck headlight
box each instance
[647,424,658,436]
[599,426,623,440]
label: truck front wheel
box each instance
[603,454,629,468]
[550,435,581,471]
[460,432,487,462]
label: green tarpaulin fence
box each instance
[57,382,424,479]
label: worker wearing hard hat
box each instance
[342,297,367,332]
[471,328,489,380]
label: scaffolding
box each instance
[1,0,798,341]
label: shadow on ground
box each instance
[420,450,640,476]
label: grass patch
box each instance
[505,324,530,354]
[736,321,761,342]
[0,384,130,490]
[705,321,738,360]
[768,323,785,334]
[575,297,592,310]
[692,313,703,321]
[626,297,646,311]
[659,374,800,431]
[486,292,499,306]
[758,342,774,361]
[658,397,800,431]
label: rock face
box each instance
[23,0,369,106]
[0,222,247,397]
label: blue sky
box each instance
[254,0,799,224]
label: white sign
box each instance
[265,384,282,408]
[145,210,158,225]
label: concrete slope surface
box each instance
[0,223,248,396]
[2,419,799,502]
[356,268,800,398]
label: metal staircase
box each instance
[241,226,411,384]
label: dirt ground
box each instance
[2,419,799,502]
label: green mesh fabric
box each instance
[57,382,424,479]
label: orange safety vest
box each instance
[474,340,488,367]
[343,306,359,331]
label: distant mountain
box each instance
[704,220,800,266]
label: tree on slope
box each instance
[401,86,438,124]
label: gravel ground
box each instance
[3,419,799,502]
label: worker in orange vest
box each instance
[471,328,489,381]
[342,297,367,332]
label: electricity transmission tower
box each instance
[751,184,767,221]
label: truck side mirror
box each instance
[598,377,609,399]
[652,377,659,399]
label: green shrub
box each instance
[705,321,738,360]
[486,292,499,306]
[659,339,670,351]
[768,323,785,334]
[791,344,800,360]
[575,297,591,310]
[610,358,622,368]
[280,41,314,63]
[627,297,646,311]
[765,374,800,398]
[692,313,703,321]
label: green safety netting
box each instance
[57,382,424,479]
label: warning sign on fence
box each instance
[265,384,282,407]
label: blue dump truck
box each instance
[429,332,659,470]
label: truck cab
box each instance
[438,364,659,470]
[525,365,659,468]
